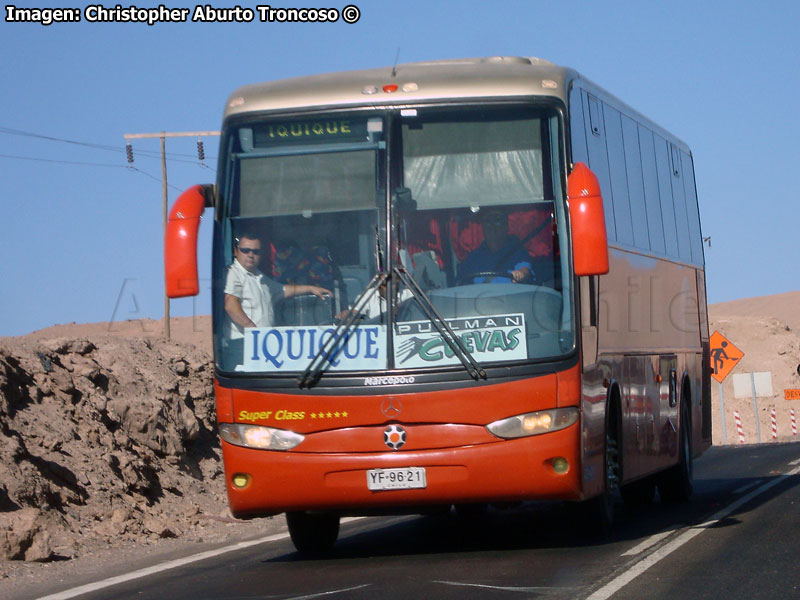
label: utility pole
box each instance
[123,130,219,339]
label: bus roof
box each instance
[222,56,690,152]
[223,56,574,118]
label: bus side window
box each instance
[604,104,633,246]
[654,135,680,259]
[569,85,589,165]
[669,143,692,262]
[622,114,650,251]
[584,93,615,243]
[639,125,666,255]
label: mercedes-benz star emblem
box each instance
[384,425,406,450]
[380,397,402,418]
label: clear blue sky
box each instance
[2,0,798,336]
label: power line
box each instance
[0,153,125,167]
[0,126,122,153]
[0,153,192,190]
[0,154,205,186]
[128,166,183,191]
[0,127,216,173]
[0,125,216,161]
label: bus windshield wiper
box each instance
[297,267,486,387]
[297,272,388,389]
[393,266,486,381]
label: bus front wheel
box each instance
[286,511,340,554]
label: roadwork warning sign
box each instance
[710,331,744,383]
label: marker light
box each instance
[361,85,378,95]
[219,423,304,450]
[402,82,419,92]
[486,407,579,439]
[382,84,398,93]
[232,473,251,489]
[551,457,570,474]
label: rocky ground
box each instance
[0,325,276,589]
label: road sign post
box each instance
[719,380,727,444]
[710,331,744,446]
[750,372,761,443]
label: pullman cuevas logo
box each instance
[393,314,527,368]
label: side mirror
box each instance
[567,163,609,276]
[165,184,214,298]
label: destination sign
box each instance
[243,324,387,372]
[253,118,369,147]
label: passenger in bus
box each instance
[224,232,331,359]
[272,215,343,292]
[457,209,534,284]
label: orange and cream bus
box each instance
[165,56,710,552]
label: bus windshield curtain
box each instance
[237,150,376,217]
[402,119,545,210]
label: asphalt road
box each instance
[36,442,800,600]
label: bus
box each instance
[165,56,711,552]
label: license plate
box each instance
[366,467,427,491]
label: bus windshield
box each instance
[214,106,574,375]
[393,107,573,370]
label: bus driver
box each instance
[457,209,534,284]
[224,232,331,360]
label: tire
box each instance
[286,511,340,554]
[586,428,621,537]
[658,403,693,503]
[621,476,656,508]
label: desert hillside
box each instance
[708,291,800,445]
[709,291,800,332]
[0,291,798,571]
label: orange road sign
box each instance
[785,389,800,400]
[709,331,744,383]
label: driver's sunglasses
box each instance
[237,247,261,255]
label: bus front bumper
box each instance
[221,424,582,518]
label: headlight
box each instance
[219,423,304,450]
[486,407,579,439]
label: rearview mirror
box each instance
[164,184,214,298]
[567,163,609,276]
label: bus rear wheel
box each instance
[658,402,693,503]
[286,511,340,554]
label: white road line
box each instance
[733,480,762,494]
[435,580,575,593]
[35,533,291,600]
[620,526,681,557]
[36,517,366,600]
[286,583,372,599]
[587,465,800,600]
